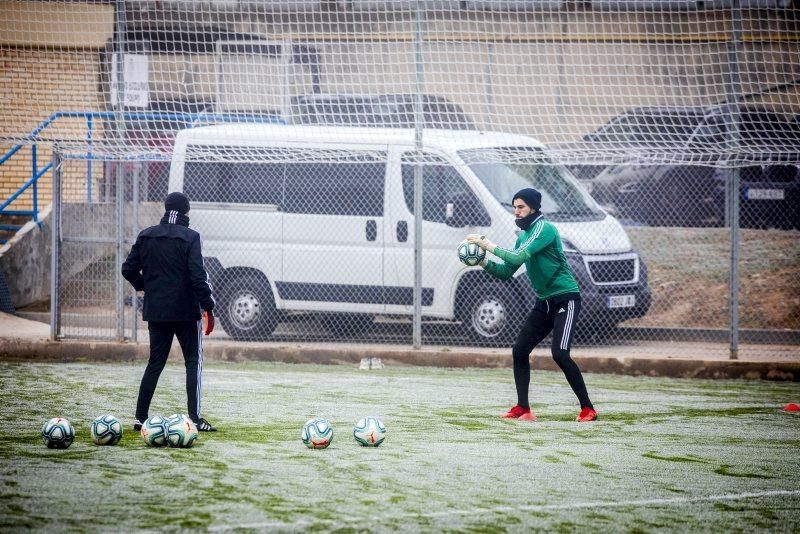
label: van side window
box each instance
[224,163,284,205]
[284,155,386,217]
[184,162,224,203]
[184,161,283,205]
[401,154,488,224]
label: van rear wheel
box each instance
[461,283,522,344]
[218,274,279,341]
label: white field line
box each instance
[207,489,800,531]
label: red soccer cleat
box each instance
[501,404,535,420]
[576,407,597,422]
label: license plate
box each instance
[608,295,636,309]
[746,188,784,200]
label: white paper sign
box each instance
[110,53,149,108]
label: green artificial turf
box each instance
[0,361,798,531]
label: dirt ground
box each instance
[626,227,800,330]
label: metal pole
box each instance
[131,161,140,342]
[114,0,127,342]
[32,144,38,223]
[50,147,62,341]
[726,1,743,360]
[412,0,425,349]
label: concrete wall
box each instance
[0,201,162,308]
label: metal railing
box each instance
[0,110,283,242]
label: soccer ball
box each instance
[41,417,75,449]
[457,240,486,267]
[301,418,334,449]
[164,414,199,449]
[353,416,386,447]
[90,414,123,446]
[141,415,169,447]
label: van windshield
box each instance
[460,147,605,222]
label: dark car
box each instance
[566,106,800,228]
[289,93,476,130]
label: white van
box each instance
[168,125,650,342]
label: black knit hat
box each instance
[512,188,542,211]
[164,192,190,215]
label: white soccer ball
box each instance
[90,414,123,446]
[301,418,334,449]
[164,414,199,449]
[41,417,75,449]
[141,415,169,447]
[353,416,386,447]
[457,240,486,267]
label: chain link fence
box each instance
[51,139,799,358]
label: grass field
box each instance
[1,361,799,531]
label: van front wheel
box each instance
[461,284,522,344]
[218,274,279,341]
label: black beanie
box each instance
[164,192,190,215]
[512,188,542,211]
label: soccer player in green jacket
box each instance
[467,188,597,422]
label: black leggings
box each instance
[136,320,204,422]
[511,293,593,410]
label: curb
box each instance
[0,338,798,381]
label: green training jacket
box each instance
[483,214,580,300]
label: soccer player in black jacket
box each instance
[122,192,217,432]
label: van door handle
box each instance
[396,221,408,242]
[365,220,377,241]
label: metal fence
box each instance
[50,141,799,359]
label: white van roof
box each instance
[174,124,547,151]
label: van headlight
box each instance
[562,239,579,253]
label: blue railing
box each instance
[0,110,283,242]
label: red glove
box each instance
[203,310,215,336]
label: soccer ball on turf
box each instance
[141,415,169,447]
[353,416,386,447]
[457,240,486,267]
[41,417,75,449]
[165,414,199,449]
[301,418,333,449]
[90,414,122,446]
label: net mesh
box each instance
[3,1,799,354]
[1,1,798,162]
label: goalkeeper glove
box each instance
[466,234,495,253]
[203,310,215,336]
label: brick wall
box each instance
[1,48,105,211]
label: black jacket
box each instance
[121,214,215,322]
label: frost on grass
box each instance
[0,362,798,531]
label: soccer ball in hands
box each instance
[41,417,75,449]
[141,415,169,447]
[353,416,386,447]
[90,414,123,446]
[301,418,334,449]
[165,414,199,448]
[458,240,486,267]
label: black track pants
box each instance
[135,320,204,422]
[511,293,593,410]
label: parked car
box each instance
[168,125,650,342]
[566,106,800,228]
[289,93,476,130]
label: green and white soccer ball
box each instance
[90,414,123,446]
[457,240,486,267]
[165,414,198,449]
[301,417,334,449]
[140,415,169,447]
[41,417,75,449]
[353,416,386,447]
